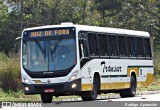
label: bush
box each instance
[0,53,22,92]
[0,53,9,62]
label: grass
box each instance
[0,52,22,91]
[0,89,41,102]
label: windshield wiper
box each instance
[35,41,45,53]
[50,38,63,54]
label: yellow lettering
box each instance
[31,29,70,37]
[36,32,39,36]
[49,31,52,36]
[39,31,42,36]
[58,30,62,35]
[54,29,70,35]
[45,31,52,36]
[66,29,69,34]
[55,30,58,35]
[31,32,35,37]
[31,31,42,37]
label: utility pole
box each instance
[20,0,23,34]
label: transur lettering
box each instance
[101,61,122,73]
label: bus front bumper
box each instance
[22,78,81,95]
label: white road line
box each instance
[99,94,160,101]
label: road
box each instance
[1,93,160,108]
[41,93,160,107]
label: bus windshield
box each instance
[22,38,76,72]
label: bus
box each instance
[19,23,154,103]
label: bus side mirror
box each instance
[14,43,18,53]
[14,37,21,53]
[15,37,22,42]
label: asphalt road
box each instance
[41,94,160,107]
[1,93,160,108]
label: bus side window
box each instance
[97,34,108,57]
[143,38,152,58]
[135,37,144,58]
[78,40,82,59]
[88,33,98,56]
[117,36,127,57]
[127,37,136,57]
[108,35,118,57]
[78,32,89,59]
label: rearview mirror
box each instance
[15,37,21,42]
[14,37,21,53]
[14,43,18,53]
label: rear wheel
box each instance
[120,76,136,98]
[41,94,53,103]
[81,75,99,101]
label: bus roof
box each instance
[23,23,150,37]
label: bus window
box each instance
[136,37,144,58]
[118,36,127,57]
[108,35,118,57]
[97,34,108,57]
[88,33,98,56]
[143,38,152,58]
[78,39,82,59]
[127,37,136,57]
[79,32,89,59]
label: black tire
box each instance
[120,76,136,98]
[41,94,53,103]
[81,75,99,101]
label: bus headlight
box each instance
[22,78,31,84]
[24,79,30,84]
[71,83,77,88]
[68,70,79,82]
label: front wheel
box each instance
[41,94,53,103]
[120,76,136,98]
[81,76,99,101]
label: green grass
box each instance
[0,89,41,101]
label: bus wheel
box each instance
[41,94,53,103]
[81,76,99,101]
[120,76,136,98]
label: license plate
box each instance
[44,88,54,93]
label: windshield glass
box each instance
[23,39,76,72]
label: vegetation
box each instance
[0,90,40,101]
[0,0,160,101]
[0,53,22,91]
[0,0,160,53]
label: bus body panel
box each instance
[80,58,153,91]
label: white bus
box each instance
[20,23,154,103]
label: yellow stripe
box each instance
[33,80,41,84]
[81,84,93,91]
[101,83,110,90]
[128,68,138,77]
[137,82,141,88]
[101,82,130,90]
[81,73,154,91]
[141,73,154,87]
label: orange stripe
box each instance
[128,68,139,77]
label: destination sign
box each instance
[29,29,73,38]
